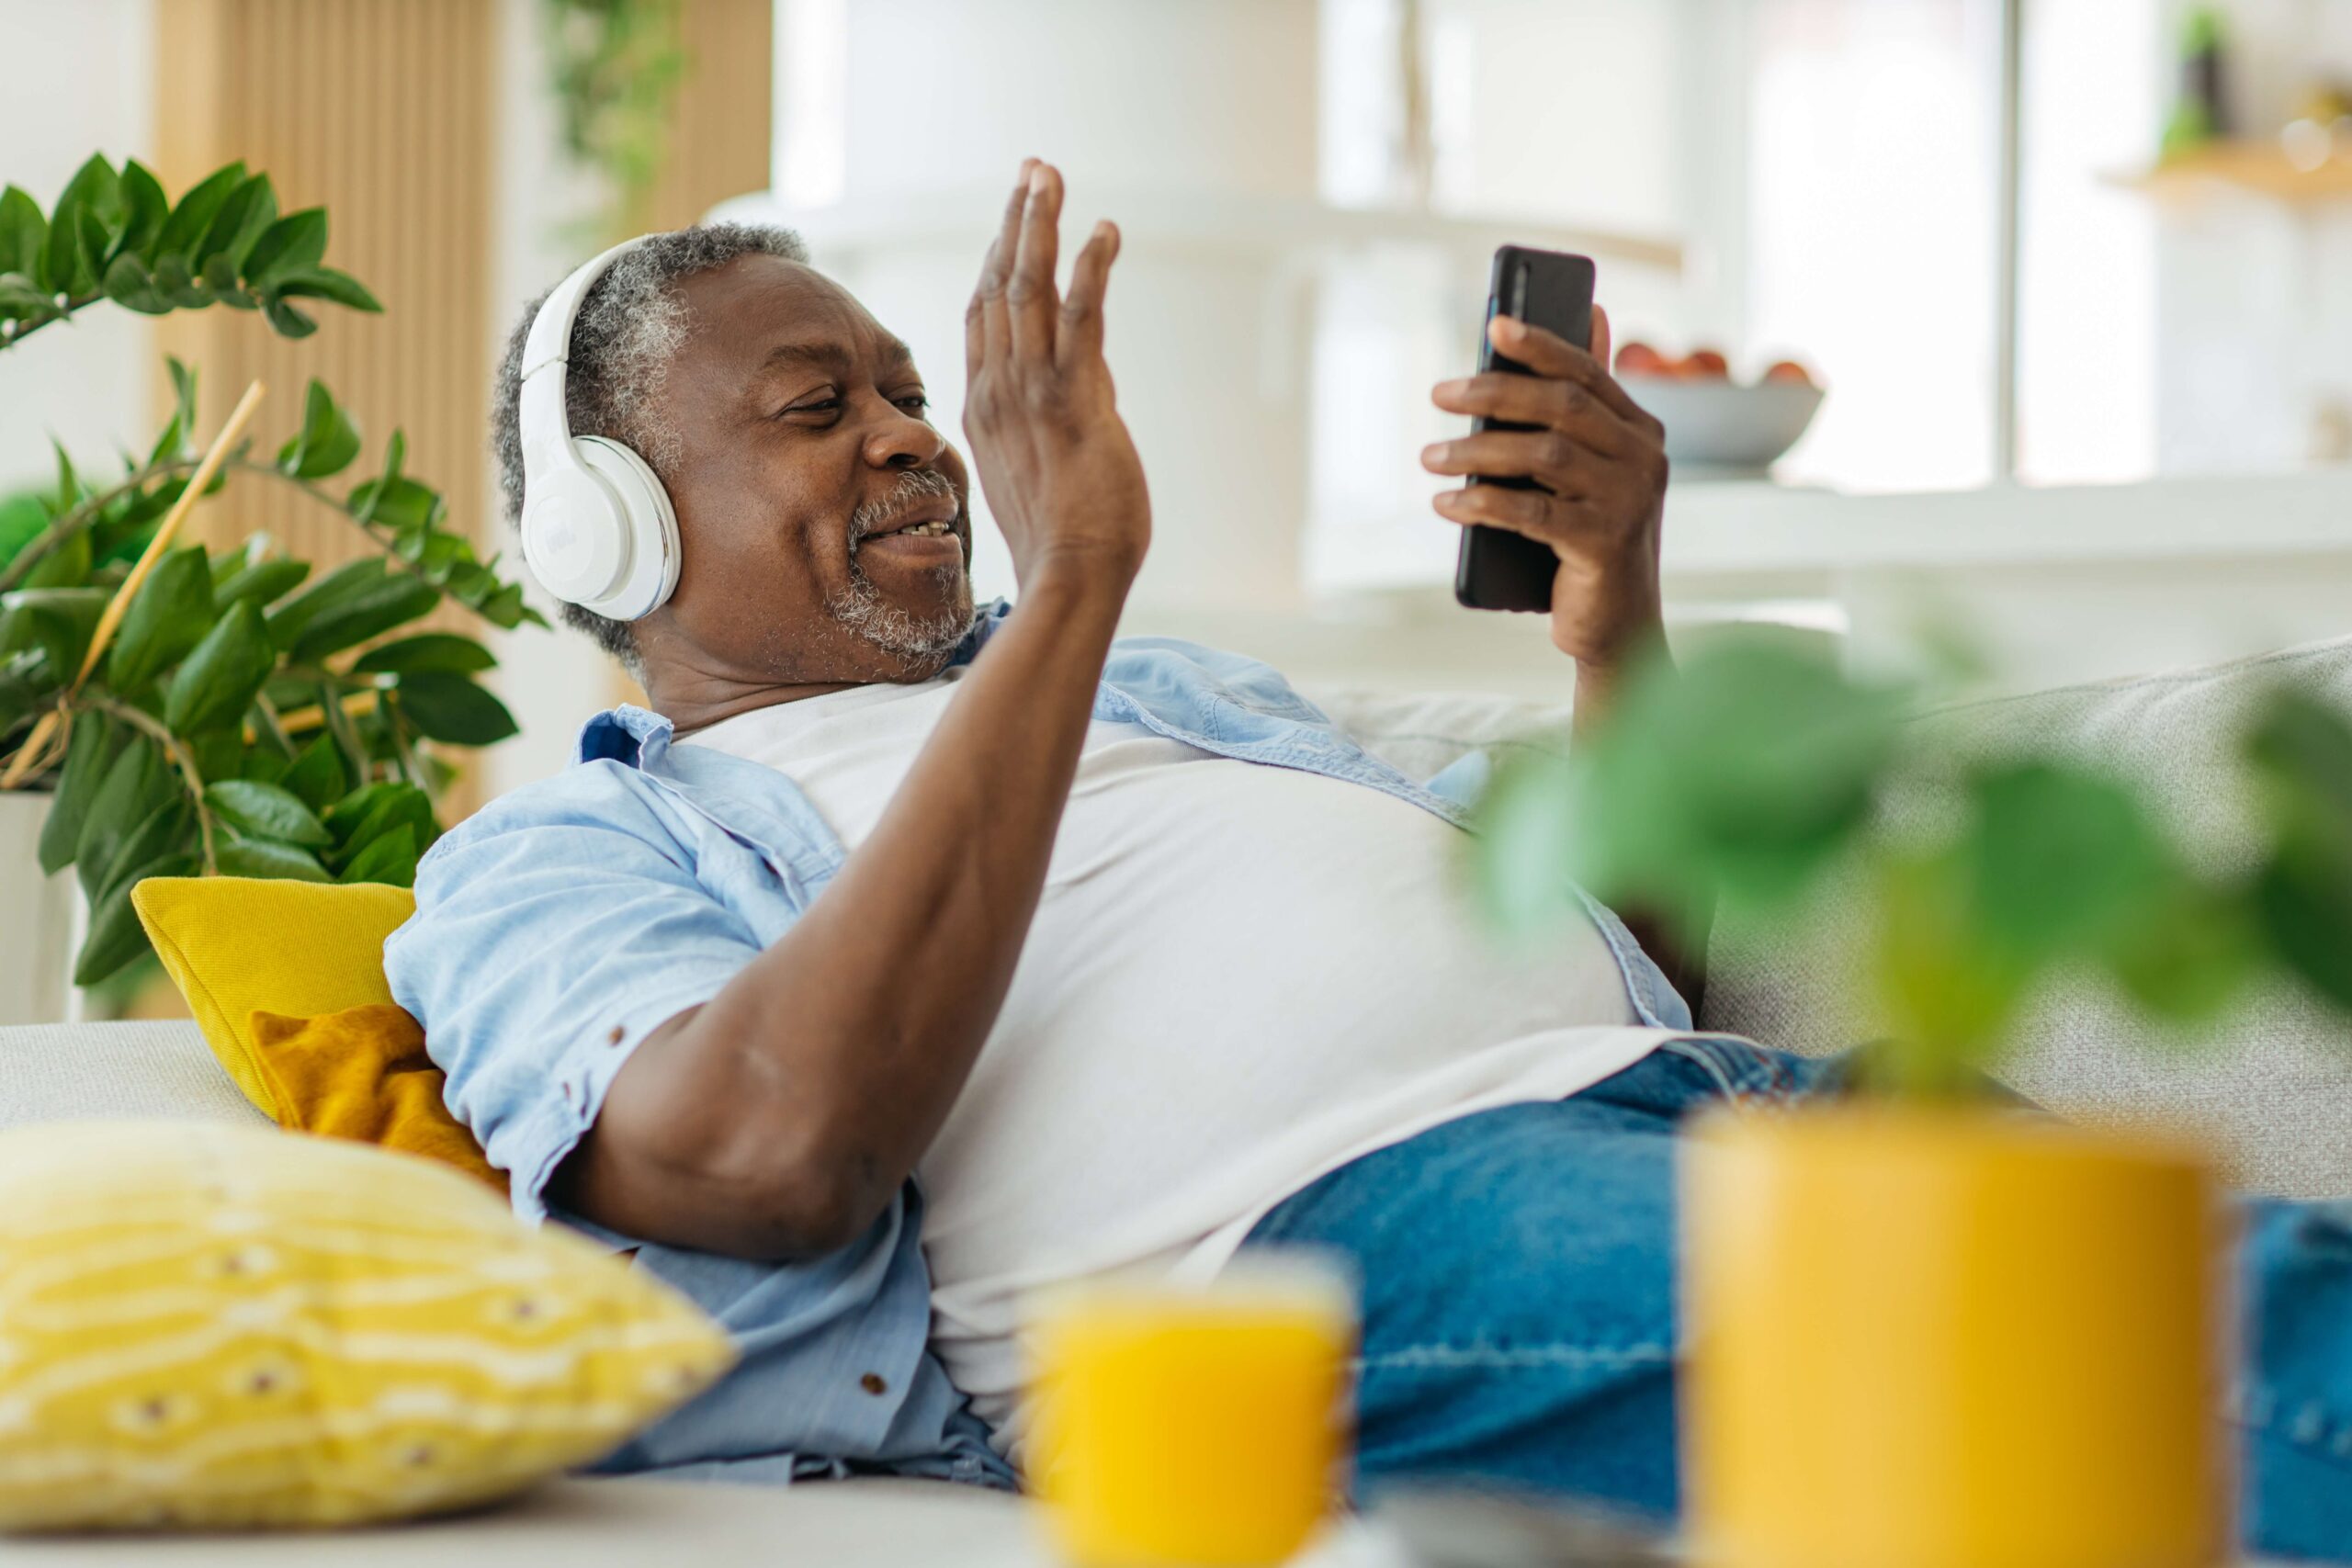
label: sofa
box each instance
[6,635,2348,1561]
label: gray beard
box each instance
[825,563,973,662]
[832,468,976,663]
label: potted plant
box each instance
[1472,633,2352,1568]
[0,153,543,1011]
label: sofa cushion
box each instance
[1320,645,2352,1198]
[0,1119,734,1530]
[1703,636,2352,1197]
[0,1020,266,1132]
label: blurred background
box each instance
[6,0,2351,797]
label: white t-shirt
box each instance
[680,670,1669,1455]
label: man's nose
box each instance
[865,404,945,470]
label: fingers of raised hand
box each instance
[1009,164,1064,362]
[1057,220,1119,372]
[968,159,1038,374]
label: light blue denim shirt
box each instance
[383,598,1690,1487]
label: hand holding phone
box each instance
[1452,246,1597,613]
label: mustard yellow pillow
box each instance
[249,1004,503,1192]
[0,1121,735,1530]
[130,876,416,1120]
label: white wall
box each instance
[0,0,154,493]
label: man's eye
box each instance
[780,398,841,420]
[896,393,931,413]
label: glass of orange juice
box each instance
[1024,1254,1357,1567]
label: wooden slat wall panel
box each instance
[607,0,774,708]
[650,0,775,232]
[153,0,497,579]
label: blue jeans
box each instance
[1239,1037,2352,1562]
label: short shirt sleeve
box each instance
[384,761,764,1224]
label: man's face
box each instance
[635,254,974,690]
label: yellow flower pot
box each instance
[1681,1106,2228,1568]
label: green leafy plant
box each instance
[1474,633,2352,1096]
[0,154,545,988]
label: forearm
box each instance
[574,561,1130,1255]
[1574,639,1714,1013]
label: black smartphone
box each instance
[1453,245,1597,613]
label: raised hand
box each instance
[1421,307,1669,667]
[963,161,1151,595]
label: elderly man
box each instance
[389,164,2348,1556]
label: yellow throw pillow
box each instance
[248,1004,504,1192]
[0,1121,735,1530]
[131,876,416,1120]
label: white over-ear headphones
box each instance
[517,236,682,621]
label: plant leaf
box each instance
[0,270,55,321]
[212,557,310,610]
[344,476,441,533]
[286,573,440,664]
[106,545,213,691]
[338,824,418,887]
[97,795,191,905]
[349,632,496,676]
[37,710,119,874]
[275,379,362,479]
[1962,761,2176,968]
[114,160,169,262]
[74,730,171,901]
[391,671,516,746]
[265,557,391,648]
[240,208,326,287]
[16,525,90,592]
[76,850,195,987]
[197,173,276,270]
[216,831,332,883]
[164,600,275,737]
[100,253,169,313]
[153,162,244,262]
[326,780,435,862]
[277,732,348,813]
[0,186,47,283]
[272,265,379,312]
[204,778,330,846]
[261,296,316,338]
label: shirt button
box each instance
[606,1025,626,1047]
[859,1373,888,1396]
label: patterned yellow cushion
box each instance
[0,1122,736,1530]
[130,876,418,1121]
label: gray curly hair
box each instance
[491,222,811,673]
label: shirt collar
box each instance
[569,599,1013,771]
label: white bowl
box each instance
[1620,377,1824,479]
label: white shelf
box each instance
[1311,468,2352,608]
[710,187,1684,274]
[1661,468,2352,580]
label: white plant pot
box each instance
[0,791,82,1025]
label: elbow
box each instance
[692,1114,897,1262]
[571,1080,897,1263]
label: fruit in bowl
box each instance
[1613,344,1825,479]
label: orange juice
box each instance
[1026,1257,1355,1567]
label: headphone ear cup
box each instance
[572,435,681,620]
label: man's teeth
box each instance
[892,520,954,537]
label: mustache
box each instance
[847,468,962,547]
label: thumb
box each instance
[1589,304,1613,370]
